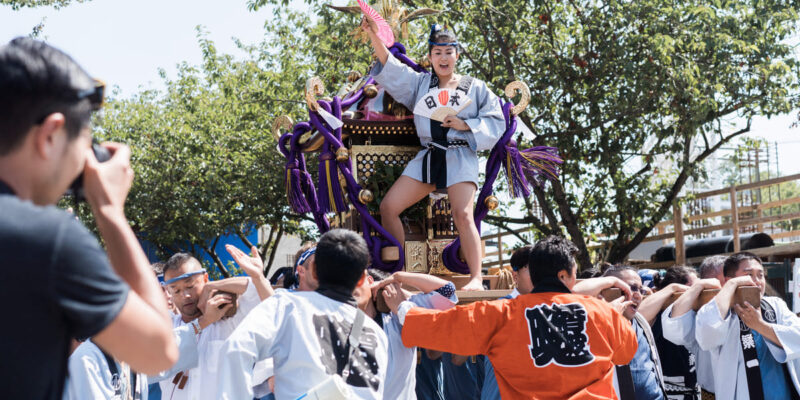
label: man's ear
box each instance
[203,273,209,283]
[33,113,66,160]
[356,270,367,287]
[557,269,570,282]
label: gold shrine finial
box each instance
[305,77,325,111]
[272,115,294,140]
[505,81,531,115]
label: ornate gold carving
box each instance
[305,77,324,111]
[271,115,294,141]
[347,70,362,83]
[504,81,531,115]
[350,145,421,182]
[404,241,428,273]
[427,240,455,275]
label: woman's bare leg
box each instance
[380,176,435,253]
[448,182,483,291]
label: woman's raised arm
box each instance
[361,15,389,65]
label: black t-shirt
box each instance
[0,181,129,400]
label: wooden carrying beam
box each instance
[600,286,761,312]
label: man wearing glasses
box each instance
[0,38,177,399]
[603,265,668,400]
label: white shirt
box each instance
[158,280,265,400]
[216,290,389,400]
[64,341,148,400]
[695,296,800,399]
[660,303,715,392]
[381,287,457,400]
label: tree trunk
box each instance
[202,237,230,278]
[549,180,593,270]
[266,224,285,274]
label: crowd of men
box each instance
[3,38,800,400]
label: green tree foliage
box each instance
[81,29,315,276]
[2,0,86,10]
[251,0,800,267]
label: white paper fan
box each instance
[413,88,472,122]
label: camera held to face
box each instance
[65,141,111,201]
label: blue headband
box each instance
[163,270,205,285]
[429,24,458,48]
[295,248,316,269]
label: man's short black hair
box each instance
[653,266,695,290]
[602,264,637,280]
[163,252,199,275]
[699,255,726,279]
[367,268,390,282]
[723,252,762,277]
[0,37,94,155]
[577,267,601,279]
[529,236,578,284]
[315,229,370,291]
[510,245,532,271]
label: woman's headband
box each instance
[429,24,459,48]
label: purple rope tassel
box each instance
[317,156,347,214]
[279,121,329,231]
[504,144,562,198]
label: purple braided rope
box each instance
[442,101,516,274]
[315,99,348,214]
[281,120,329,231]
[280,43,422,270]
[309,97,405,271]
[388,43,429,73]
[341,76,375,109]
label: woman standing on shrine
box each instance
[362,17,505,291]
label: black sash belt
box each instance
[739,299,800,400]
[420,137,468,189]
[616,364,636,400]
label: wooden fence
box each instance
[482,173,800,270]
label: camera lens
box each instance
[65,142,112,201]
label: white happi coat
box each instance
[216,289,389,400]
[370,53,505,188]
[660,303,716,393]
[381,286,457,400]
[695,295,800,399]
[156,279,268,400]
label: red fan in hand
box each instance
[358,0,395,48]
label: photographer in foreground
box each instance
[0,37,177,399]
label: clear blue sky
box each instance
[2,0,799,176]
